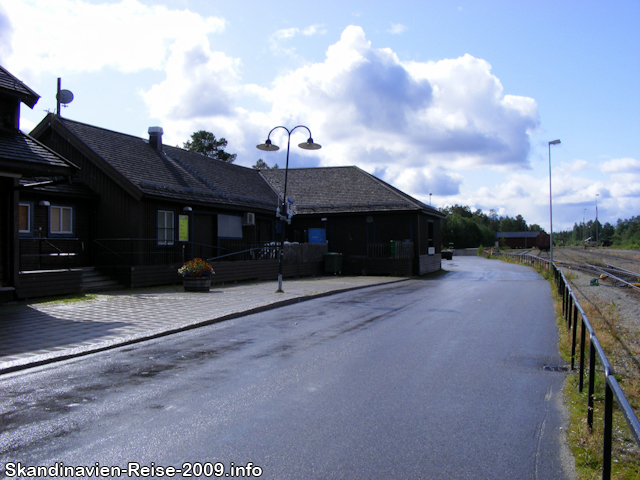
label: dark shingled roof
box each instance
[19,176,97,198]
[0,65,40,108]
[0,130,77,176]
[54,117,278,210]
[260,166,444,217]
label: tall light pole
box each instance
[583,208,586,243]
[257,126,321,293]
[596,193,599,247]
[548,139,561,263]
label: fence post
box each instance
[579,318,586,393]
[602,379,614,480]
[571,302,578,370]
[588,340,596,431]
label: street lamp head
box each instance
[549,139,561,145]
[256,139,280,151]
[298,137,321,150]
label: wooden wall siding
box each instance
[287,212,438,258]
[0,178,9,286]
[39,130,142,240]
[18,195,93,271]
[16,269,83,299]
[211,260,278,284]
[342,257,414,277]
[419,254,441,275]
[130,264,182,288]
[127,259,323,289]
[129,260,281,287]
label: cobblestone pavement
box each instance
[0,276,406,374]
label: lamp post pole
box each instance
[257,126,321,293]
[548,139,561,263]
[596,193,599,247]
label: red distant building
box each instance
[496,231,550,250]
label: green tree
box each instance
[183,130,236,163]
[252,159,279,170]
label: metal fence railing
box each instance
[499,251,640,480]
[367,241,414,259]
[92,239,281,267]
[92,238,224,267]
[19,238,85,271]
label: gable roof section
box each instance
[164,146,278,210]
[260,166,444,217]
[0,65,40,108]
[35,115,278,210]
[0,130,77,176]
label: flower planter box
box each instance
[182,277,211,292]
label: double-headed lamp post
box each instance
[257,125,321,293]
[548,139,561,263]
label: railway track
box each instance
[554,260,640,293]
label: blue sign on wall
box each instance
[308,228,326,244]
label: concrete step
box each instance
[81,267,125,293]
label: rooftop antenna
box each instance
[56,77,74,117]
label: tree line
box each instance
[553,216,640,248]
[440,205,640,250]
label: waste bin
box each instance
[324,252,342,274]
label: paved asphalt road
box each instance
[0,257,574,479]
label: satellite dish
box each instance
[56,89,74,105]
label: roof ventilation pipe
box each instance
[148,126,163,151]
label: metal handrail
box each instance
[92,238,225,267]
[93,239,123,260]
[499,251,640,479]
[19,237,82,271]
[207,247,267,262]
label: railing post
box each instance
[602,378,614,480]
[579,317,586,393]
[588,340,596,431]
[571,302,578,370]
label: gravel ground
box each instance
[528,247,640,391]
[550,247,640,333]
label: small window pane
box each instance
[62,208,72,232]
[51,207,61,232]
[19,204,30,232]
[50,206,73,234]
[157,210,175,245]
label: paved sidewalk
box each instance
[0,276,406,375]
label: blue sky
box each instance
[2,0,638,231]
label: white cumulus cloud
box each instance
[2,0,225,78]
[388,23,407,35]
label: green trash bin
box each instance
[324,252,343,274]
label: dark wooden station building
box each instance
[0,68,446,300]
[260,167,445,276]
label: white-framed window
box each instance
[218,214,243,239]
[157,210,175,246]
[50,205,73,234]
[19,203,32,234]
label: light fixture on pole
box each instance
[257,125,321,293]
[548,139,561,263]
